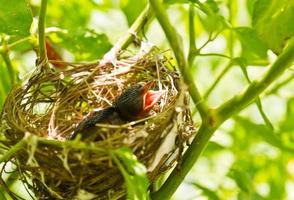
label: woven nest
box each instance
[0,45,194,199]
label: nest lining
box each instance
[0,46,194,199]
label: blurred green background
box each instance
[0,0,294,199]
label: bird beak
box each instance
[142,81,155,94]
[143,90,164,111]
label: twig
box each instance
[38,0,48,62]
[204,61,232,99]
[198,53,231,59]
[238,64,274,130]
[265,72,294,95]
[101,5,153,63]
[149,0,209,120]
[188,4,197,67]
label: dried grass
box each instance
[0,46,194,199]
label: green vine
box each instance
[38,0,48,63]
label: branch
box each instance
[0,139,26,163]
[216,38,294,124]
[238,64,274,130]
[102,5,153,61]
[204,61,232,99]
[188,4,196,66]
[149,0,209,120]
[151,37,294,200]
[151,123,216,200]
[0,37,16,85]
[38,0,48,62]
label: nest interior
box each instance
[0,46,194,199]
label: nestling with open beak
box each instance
[69,82,164,140]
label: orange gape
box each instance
[45,38,67,69]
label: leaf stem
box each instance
[204,61,232,99]
[238,64,274,130]
[0,139,26,163]
[216,38,294,124]
[198,53,231,59]
[38,0,48,62]
[0,37,16,85]
[188,4,196,67]
[104,4,153,59]
[149,0,209,120]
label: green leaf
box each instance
[47,0,93,29]
[164,0,190,3]
[280,98,294,132]
[196,0,228,34]
[234,117,294,154]
[229,168,252,195]
[234,27,269,66]
[0,0,33,36]
[252,0,294,54]
[51,29,112,61]
[120,0,147,26]
[111,147,149,200]
[191,182,220,200]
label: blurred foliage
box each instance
[0,0,33,36]
[112,147,149,200]
[0,0,294,199]
[252,0,294,54]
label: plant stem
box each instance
[265,73,294,95]
[198,53,231,59]
[216,38,294,124]
[188,4,196,67]
[1,52,15,85]
[151,37,294,200]
[149,0,209,120]
[104,4,153,59]
[204,61,232,99]
[0,139,27,163]
[38,0,48,62]
[151,123,216,200]
[238,64,274,130]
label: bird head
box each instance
[115,81,164,121]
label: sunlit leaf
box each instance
[234,117,294,154]
[280,98,294,132]
[46,0,93,29]
[51,29,112,61]
[229,168,252,195]
[164,0,190,3]
[196,0,228,34]
[191,182,220,200]
[252,0,294,54]
[0,0,32,36]
[234,27,269,66]
[111,147,149,200]
[120,0,147,26]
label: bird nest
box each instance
[0,45,194,199]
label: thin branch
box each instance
[0,37,16,85]
[1,52,15,86]
[198,53,232,59]
[102,5,153,61]
[38,0,48,62]
[204,61,232,99]
[151,37,294,200]
[238,64,274,130]
[188,4,197,67]
[265,72,294,95]
[0,139,27,163]
[216,38,294,124]
[149,0,209,120]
